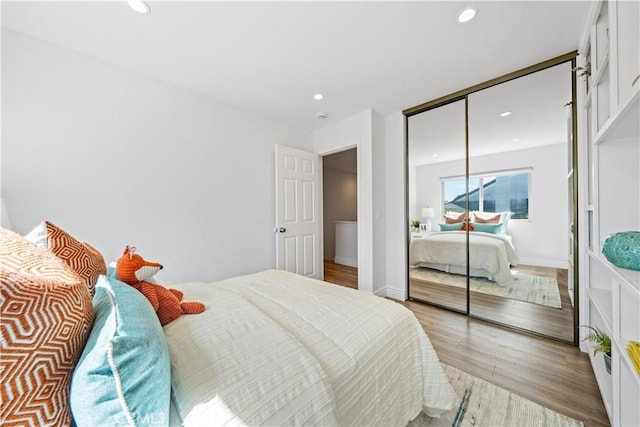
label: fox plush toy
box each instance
[116,246,205,326]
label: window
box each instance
[441,169,530,219]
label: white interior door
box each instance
[275,144,321,278]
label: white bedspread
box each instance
[410,231,520,285]
[164,269,456,426]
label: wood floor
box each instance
[323,260,358,289]
[409,264,575,341]
[323,261,609,427]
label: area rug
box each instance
[409,364,583,426]
[410,267,562,308]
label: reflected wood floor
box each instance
[323,261,609,427]
[410,265,575,341]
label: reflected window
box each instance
[441,170,530,219]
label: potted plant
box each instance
[583,325,612,374]
[573,61,591,78]
[411,220,421,232]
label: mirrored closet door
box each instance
[408,99,468,313]
[406,54,577,343]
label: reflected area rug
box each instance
[409,267,562,308]
[410,364,583,426]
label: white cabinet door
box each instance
[275,144,321,278]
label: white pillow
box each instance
[500,212,512,234]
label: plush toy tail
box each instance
[181,301,205,314]
[169,289,184,301]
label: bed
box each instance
[409,230,520,285]
[165,270,456,425]
[1,224,457,427]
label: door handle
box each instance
[279,227,286,233]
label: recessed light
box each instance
[316,112,328,119]
[513,138,520,142]
[128,0,150,14]
[313,94,324,101]
[432,154,439,158]
[457,7,477,23]
[500,111,512,117]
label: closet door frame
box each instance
[404,51,580,345]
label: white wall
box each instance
[371,110,387,296]
[1,30,312,283]
[412,143,569,267]
[313,109,380,294]
[322,167,357,260]
[383,112,407,300]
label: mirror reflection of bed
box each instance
[407,60,575,342]
[408,224,573,341]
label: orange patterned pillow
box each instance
[444,212,467,224]
[473,212,501,223]
[25,221,106,296]
[0,227,93,426]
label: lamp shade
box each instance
[421,207,435,218]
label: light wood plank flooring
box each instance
[410,265,575,341]
[324,260,358,289]
[324,261,609,427]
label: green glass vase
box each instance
[602,231,640,271]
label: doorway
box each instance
[322,148,358,289]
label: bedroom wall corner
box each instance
[383,112,407,301]
[371,109,387,296]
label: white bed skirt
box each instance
[413,261,493,280]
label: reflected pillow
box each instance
[472,212,511,234]
[440,222,464,231]
[500,212,512,234]
[470,222,503,234]
[472,212,501,223]
[444,212,467,224]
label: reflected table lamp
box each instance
[421,207,434,232]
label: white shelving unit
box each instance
[578,1,640,425]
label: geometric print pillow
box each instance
[25,221,106,297]
[0,227,94,426]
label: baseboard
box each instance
[334,256,357,268]
[374,288,386,297]
[384,285,406,301]
[579,342,589,354]
[518,257,568,269]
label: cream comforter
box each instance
[164,269,456,426]
[409,231,520,285]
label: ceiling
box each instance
[1,1,590,131]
